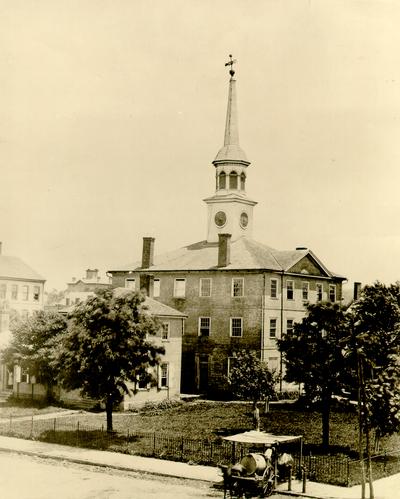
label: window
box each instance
[174,278,186,297]
[33,286,40,302]
[230,317,243,337]
[198,317,211,337]
[161,322,170,341]
[227,356,237,377]
[286,319,294,335]
[153,278,160,298]
[286,280,294,300]
[229,171,238,189]
[316,284,323,301]
[240,172,246,190]
[11,285,18,300]
[268,357,279,371]
[137,376,149,390]
[219,171,226,189]
[125,278,136,290]
[232,278,244,297]
[159,363,169,388]
[270,279,278,298]
[200,278,212,297]
[22,285,29,301]
[302,282,309,301]
[21,368,30,384]
[329,284,336,302]
[0,284,6,299]
[269,318,277,338]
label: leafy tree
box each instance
[54,289,165,432]
[45,288,66,305]
[349,282,400,444]
[228,350,276,420]
[278,302,348,449]
[1,311,67,398]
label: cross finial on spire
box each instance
[225,54,237,79]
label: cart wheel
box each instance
[262,480,274,497]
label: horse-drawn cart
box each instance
[220,430,303,498]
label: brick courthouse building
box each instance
[109,65,345,396]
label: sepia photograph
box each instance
[1,1,400,498]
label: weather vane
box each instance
[225,54,237,79]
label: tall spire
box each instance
[213,55,249,166]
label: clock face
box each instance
[215,211,227,227]
[240,212,249,228]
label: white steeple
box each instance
[204,56,257,243]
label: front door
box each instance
[198,354,209,393]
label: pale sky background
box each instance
[1,0,400,292]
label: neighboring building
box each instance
[109,64,346,396]
[64,268,111,307]
[14,291,186,408]
[0,242,45,390]
[115,291,186,410]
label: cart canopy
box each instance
[223,430,302,445]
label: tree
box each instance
[277,302,348,449]
[45,288,66,305]
[1,311,67,399]
[54,289,165,432]
[348,282,400,499]
[228,350,276,426]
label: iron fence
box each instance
[3,416,397,487]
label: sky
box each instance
[1,0,400,292]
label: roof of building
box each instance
[114,288,187,317]
[0,255,45,282]
[110,237,345,279]
[67,278,110,286]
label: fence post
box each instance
[30,414,34,438]
[53,418,56,439]
[153,432,156,456]
[288,465,292,491]
[302,465,307,493]
[77,421,80,446]
[9,415,12,433]
[347,457,350,487]
[181,436,184,459]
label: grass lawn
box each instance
[1,399,399,454]
[0,399,68,419]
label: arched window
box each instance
[229,171,238,189]
[240,172,246,190]
[219,171,226,189]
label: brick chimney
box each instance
[141,237,155,268]
[86,269,99,280]
[353,282,362,301]
[218,234,231,267]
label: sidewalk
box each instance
[0,409,80,425]
[0,434,399,498]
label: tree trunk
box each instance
[359,361,374,499]
[106,398,113,433]
[357,356,366,499]
[321,391,331,450]
[365,419,374,499]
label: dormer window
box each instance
[219,171,226,189]
[240,172,246,190]
[229,171,238,189]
